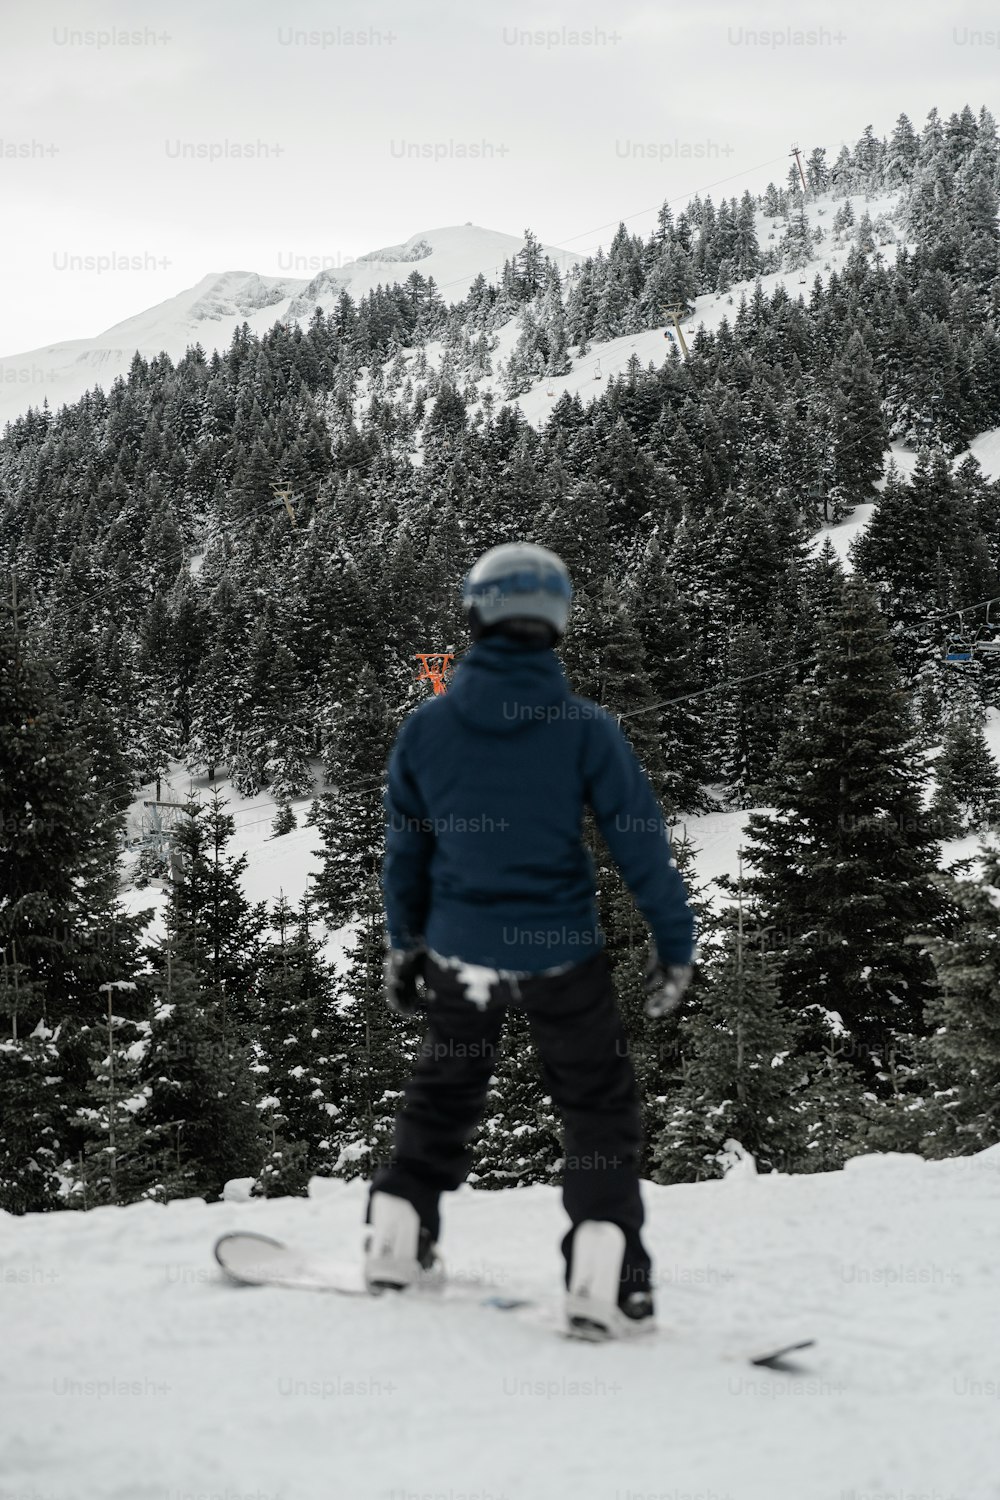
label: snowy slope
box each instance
[808,433,994,569]
[0,190,896,431]
[0,225,577,427]
[118,686,1000,950]
[963,425,1000,479]
[477,190,902,430]
[119,763,352,971]
[808,502,876,567]
[4,1147,1000,1500]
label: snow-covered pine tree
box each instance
[473,1007,561,1190]
[139,946,263,1202]
[828,331,887,506]
[885,113,919,187]
[717,622,787,808]
[0,588,146,1210]
[625,535,711,814]
[540,267,572,378]
[919,847,1000,1153]
[851,450,998,678]
[271,802,296,837]
[596,823,709,1177]
[165,792,268,1031]
[652,900,806,1184]
[805,147,830,193]
[780,204,813,274]
[254,895,343,1195]
[185,575,246,782]
[742,574,942,1059]
[930,711,1000,838]
[312,666,396,930]
[329,878,418,1181]
[73,986,152,1207]
[0,1019,66,1212]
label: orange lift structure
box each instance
[414,653,455,695]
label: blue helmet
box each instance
[462,543,572,639]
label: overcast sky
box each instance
[1,0,996,352]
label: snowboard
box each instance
[212,1231,815,1366]
[213,1230,530,1309]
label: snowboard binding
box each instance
[364,1192,442,1294]
[565,1221,655,1341]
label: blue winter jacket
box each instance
[382,636,696,972]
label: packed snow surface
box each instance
[4,1148,999,1499]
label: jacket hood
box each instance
[447,636,570,735]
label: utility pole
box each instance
[735,854,746,1109]
[661,305,689,359]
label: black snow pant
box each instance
[370,948,651,1296]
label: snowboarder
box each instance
[365,542,696,1337]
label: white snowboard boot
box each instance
[565,1221,655,1339]
[364,1192,441,1293]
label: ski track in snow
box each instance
[4,1149,1000,1500]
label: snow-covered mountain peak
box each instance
[0,223,573,427]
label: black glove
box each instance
[644,947,693,1020]
[385,948,427,1017]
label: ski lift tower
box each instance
[790,143,808,194]
[142,799,189,883]
[271,484,298,527]
[414,653,455,695]
[661,305,689,359]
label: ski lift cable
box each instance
[617,652,817,719]
[422,132,851,301]
[618,591,1000,722]
[18,581,1000,780]
[487,155,794,268]
[924,590,1000,629]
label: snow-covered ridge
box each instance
[356,235,433,263]
[0,224,575,426]
[184,270,295,322]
